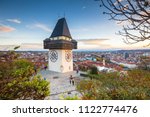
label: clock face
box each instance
[65,50,72,62]
[49,50,58,62]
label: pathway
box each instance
[39,70,84,100]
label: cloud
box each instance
[0,24,15,32]
[20,43,42,49]
[78,39,109,44]
[35,23,51,32]
[0,45,18,51]
[77,39,111,50]
[6,19,21,24]
[0,43,43,51]
[27,23,51,32]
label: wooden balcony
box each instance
[43,39,77,50]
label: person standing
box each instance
[44,65,47,70]
[69,75,73,85]
[72,78,75,85]
[76,68,79,74]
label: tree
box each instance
[97,0,150,44]
[90,66,99,74]
[138,56,150,70]
[0,48,50,100]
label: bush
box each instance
[77,69,150,100]
[89,66,98,74]
[0,51,50,100]
[60,95,80,100]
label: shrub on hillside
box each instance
[77,69,150,100]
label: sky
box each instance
[0,0,149,51]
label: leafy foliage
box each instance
[88,72,118,80]
[60,94,80,100]
[77,70,150,100]
[0,50,50,100]
[138,56,150,71]
[2,75,50,100]
[89,66,99,75]
[77,80,104,100]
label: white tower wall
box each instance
[48,49,73,73]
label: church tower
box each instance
[43,18,77,73]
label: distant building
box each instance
[124,52,129,59]
[102,59,106,66]
[143,52,150,57]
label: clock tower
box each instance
[43,18,77,73]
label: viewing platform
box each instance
[39,70,85,100]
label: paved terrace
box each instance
[39,70,85,100]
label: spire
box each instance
[50,18,72,38]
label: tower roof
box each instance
[50,18,72,38]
